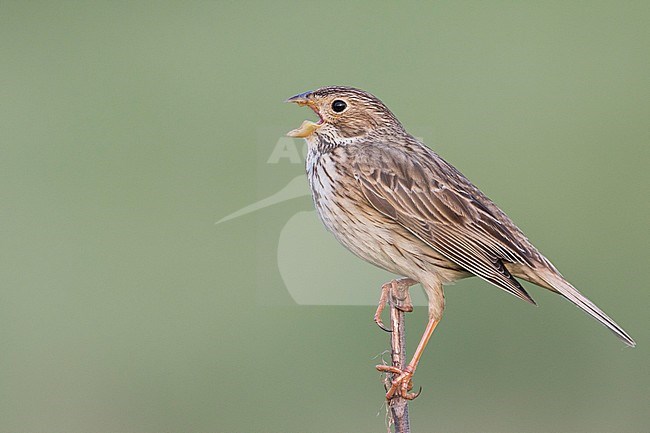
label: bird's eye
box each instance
[331,100,347,113]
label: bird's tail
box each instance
[539,271,636,347]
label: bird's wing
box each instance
[353,143,539,304]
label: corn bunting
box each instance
[286,86,635,400]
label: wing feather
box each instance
[354,143,539,305]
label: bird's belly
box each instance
[308,154,464,282]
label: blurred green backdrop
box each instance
[1,1,649,432]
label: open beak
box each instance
[285,91,323,138]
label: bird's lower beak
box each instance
[287,119,321,138]
[286,91,322,138]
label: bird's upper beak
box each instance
[285,91,311,105]
[286,91,323,138]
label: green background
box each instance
[1,1,648,432]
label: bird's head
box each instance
[286,86,404,141]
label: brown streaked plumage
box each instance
[286,86,635,400]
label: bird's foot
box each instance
[374,278,417,332]
[376,364,421,400]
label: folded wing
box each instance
[353,143,542,305]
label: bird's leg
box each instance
[373,277,417,332]
[377,317,440,400]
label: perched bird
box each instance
[286,86,635,400]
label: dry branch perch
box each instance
[384,284,412,433]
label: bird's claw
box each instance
[376,365,421,400]
[374,313,392,332]
[373,278,416,332]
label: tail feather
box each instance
[540,272,636,347]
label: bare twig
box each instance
[385,284,411,433]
